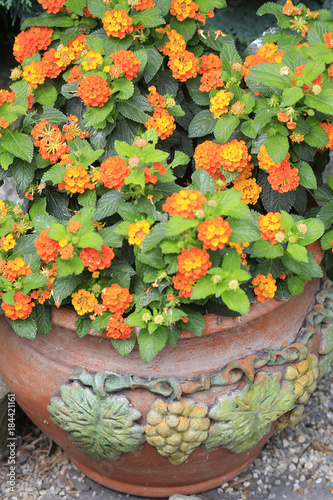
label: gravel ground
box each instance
[0,365,332,500]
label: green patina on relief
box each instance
[145,398,210,464]
[48,381,143,460]
[319,349,333,379]
[204,373,296,454]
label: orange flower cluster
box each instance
[290,132,304,143]
[172,273,196,298]
[58,165,94,194]
[267,162,299,193]
[193,141,225,181]
[78,75,111,107]
[143,162,166,184]
[323,31,333,49]
[30,289,50,304]
[319,121,333,149]
[13,27,52,64]
[3,257,32,282]
[161,30,186,57]
[101,283,133,314]
[257,145,289,172]
[197,217,232,250]
[67,66,83,83]
[232,177,262,205]
[42,48,65,78]
[72,289,98,315]
[0,90,16,106]
[135,0,155,10]
[177,247,211,280]
[82,50,103,71]
[100,157,130,190]
[229,241,249,266]
[258,212,284,245]
[62,115,89,141]
[22,60,46,89]
[242,43,285,78]
[198,54,223,92]
[67,221,81,233]
[210,90,233,118]
[80,245,115,272]
[145,86,176,140]
[0,234,16,251]
[219,139,251,172]
[282,0,302,15]
[31,120,70,163]
[110,50,141,80]
[38,0,65,14]
[35,229,60,263]
[163,190,207,219]
[68,34,88,61]
[59,244,74,260]
[128,221,150,248]
[102,10,133,39]
[2,291,35,320]
[170,0,199,21]
[168,50,199,82]
[252,273,277,303]
[106,314,134,339]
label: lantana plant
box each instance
[0,0,332,362]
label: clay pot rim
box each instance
[51,241,323,340]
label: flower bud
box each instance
[228,279,239,290]
[154,314,164,324]
[207,200,217,207]
[279,66,290,76]
[195,209,205,219]
[142,312,151,323]
[275,232,286,243]
[212,274,222,284]
[297,223,307,234]
[312,85,322,95]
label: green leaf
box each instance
[118,100,149,124]
[186,77,210,106]
[229,219,261,243]
[103,35,132,55]
[170,151,190,168]
[191,275,215,300]
[258,171,296,212]
[56,255,85,278]
[75,317,92,338]
[29,197,47,219]
[10,80,29,107]
[61,81,79,100]
[304,90,333,117]
[22,13,75,29]
[222,288,250,316]
[251,240,284,259]
[111,331,136,357]
[141,222,167,252]
[79,232,103,250]
[1,131,33,162]
[35,86,57,107]
[98,227,123,247]
[190,168,216,194]
[188,110,216,138]
[297,218,324,246]
[287,275,304,295]
[166,216,198,237]
[86,0,108,16]
[304,124,328,149]
[83,99,114,127]
[144,47,164,83]
[42,106,67,123]
[78,189,97,208]
[280,86,304,107]
[86,34,104,53]
[317,199,333,229]
[137,248,165,269]
[287,243,308,262]
[95,191,125,220]
[265,134,289,164]
[241,120,257,139]
[138,327,168,364]
[297,161,317,189]
[52,275,82,304]
[10,317,37,339]
[0,151,14,170]
[42,164,66,185]
[33,214,60,232]
[246,63,290,96]
[48,223,68,241]
[21,274,49,295]
[35,305,52,335]
[214,115,239,144]
[170,17,196,42]
[12,158,36,195]
[179,307,205,337]
[132,8,165,28]
[112,79,134,100]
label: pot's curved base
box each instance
[68,449,262,498]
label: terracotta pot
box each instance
[0,244,332,497]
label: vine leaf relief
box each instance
[204,372,296,454]
[48,381,143,460]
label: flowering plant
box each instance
[0,0,332,363]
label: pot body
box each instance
[0,277,333,497]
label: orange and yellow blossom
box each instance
[168,50,200,82]
[252,273,277,303]
[163,190,207,219]
[3,258,32,282]
[177,247,212,281]
[210,90,233,118]
[100,157,130,190]
[219,139,251,172]
[102,10,133,39]
[232,177,262,205]
[197,217,232,250]
[80,245,115,272]
[2,292,35,320]
[258,212,284,245]
[106,314,134,340]
[72,289,98,316]
[101,283,133,314]
[35,229,60,263]
[128,221,151,248]
[193,141,225,181]
[78,75,111,108]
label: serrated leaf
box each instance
[251,240,284,259]
[258,171,296,212]
[10,80,29,108]
[265,134,289,164]
[103,35,132,55]
[138,327,168,364]
[222,288,250,316]
[42,164,66,185]
[111,330,136,357]
[35,305,52,335]
[132,8,165,29]
[297,161,317,189]
[179,307,205,336]
[170,17,196,42]
[287,243,308,262]
[1,131,33,162]
[10,317,37,339]
[246,63,290,95]
[112,79,134,100]
[166,216,198,236]
[188,110,216,138]
[190,168,216,194]
[75,317,92,338]
[141,222,167,253]
[52,275,82,304]
[117,101,149,124]
[35,86,57,107]
[83,99,114,127]
[186,77,210,106]
[144,47,163,83]
[12,158,36,195]
[280,86,304,107]
[22,13,75,29]
[42,107,67,123]
[214,115,239,144]
[287,275,304,295]
[95,191,125,220]
[305,90,333,117]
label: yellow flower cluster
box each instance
[232,177,262,205]
[128,221,151,248]
[210,90,233,118]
